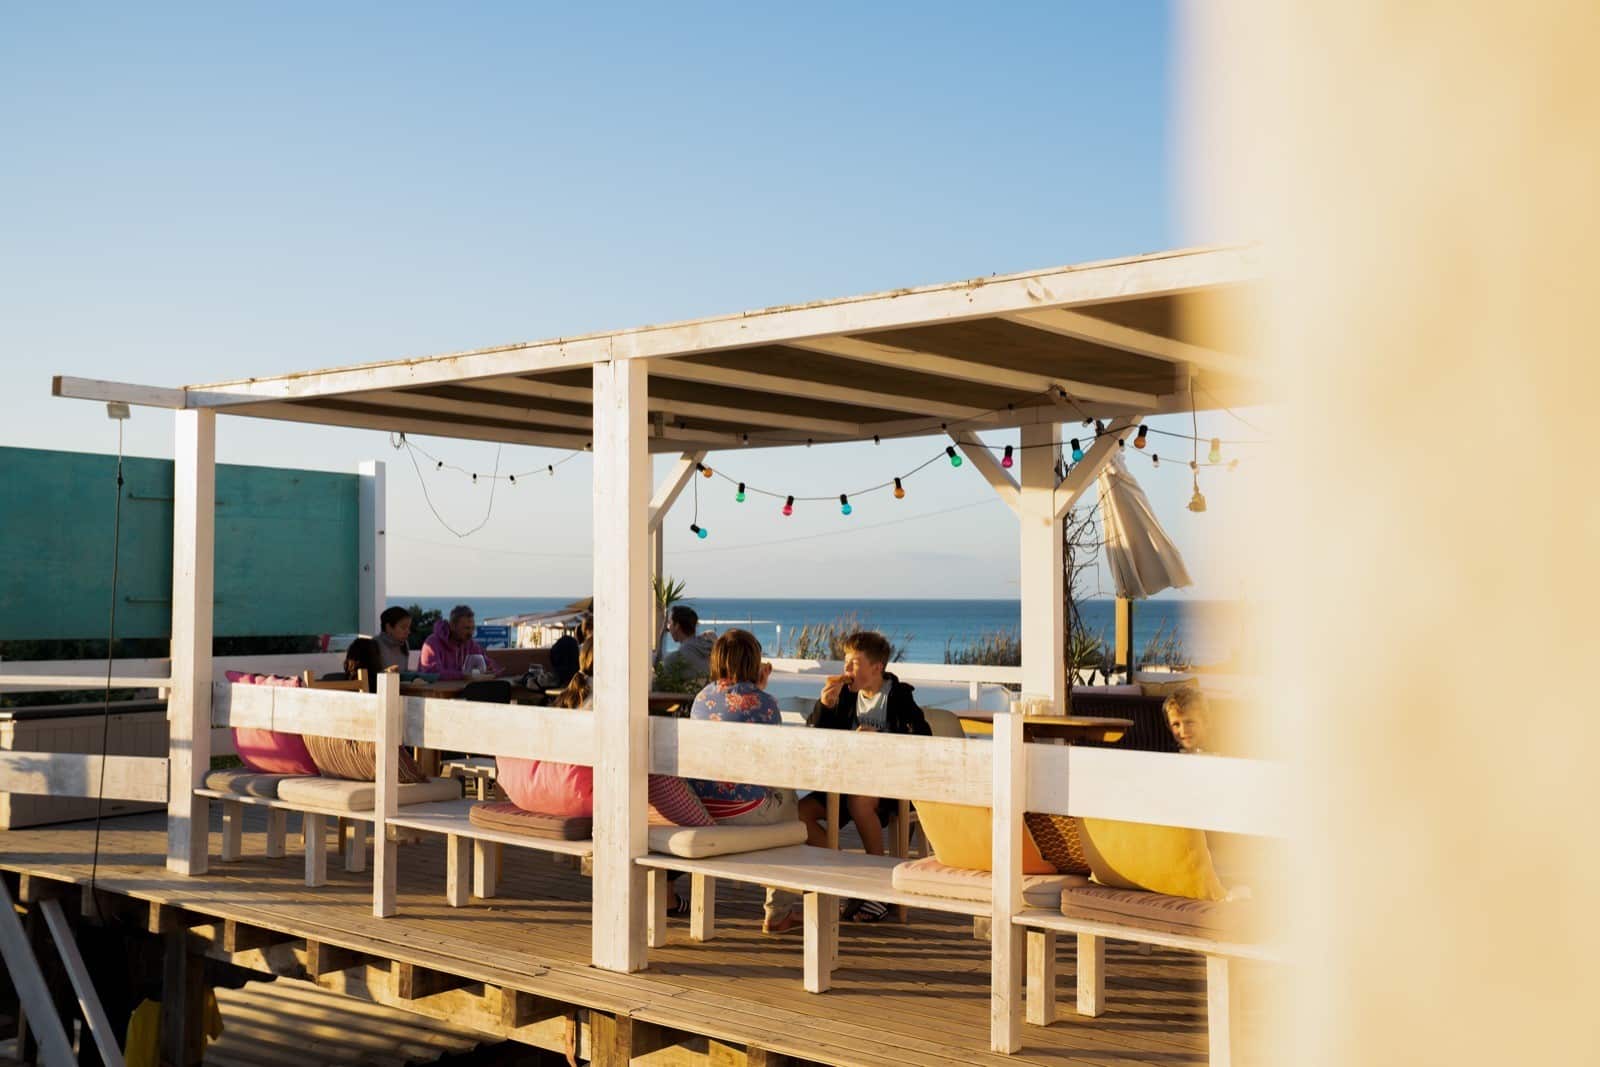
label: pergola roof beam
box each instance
[232,401,593,451]
[53,376,186,409]
[788,336,1161,411]
[1003,309,1255,380]
[646,360,989,421]
[460,376,862,437]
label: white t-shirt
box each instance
[854,682,891,731]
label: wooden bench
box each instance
[1014,906,1279,1067]
[637,843,985,993]
[384,798,592,905]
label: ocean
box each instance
[394,596,1241,667]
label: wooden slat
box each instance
[1025,745,1288,838]
[0,752,168,803]
[403,699,595,764]
[650,718,990,805]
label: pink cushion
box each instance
[496,758,593,818]
[226,671,319,775]
[647,775,715,827]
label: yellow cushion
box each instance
[913,801,1055,874]
[1077,817,1227,901]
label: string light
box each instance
[736,482,746,503]
[698,463,713,478]
[471,473,477,483]
[873,434,880,445]
[1070,438,1084,463]
[1152,454,1160,468]
[1188,477,1207,513]
[436,461,443,470]
[946,446,963,468]
[508,475,515,484]
[1135,425,1149,449]
[839,493,852,516]
[782,495,795,516]
[690,522,708,539]
[894,477,905,499]
[1001,445,1014,469]
[1209,438,1222,464]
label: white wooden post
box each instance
[358,460,386,635]
[1206,955,1233,1067]
[168,408,215,876]
[591,359,651,973]
[372,672,401,917]
[648,450,705,660]
[1019,422,1065,710]
[990,711,1025,1052]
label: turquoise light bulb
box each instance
[840,494,852,516]
[1070,438,1084,463]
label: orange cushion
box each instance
[1024,812,1092,875]
[912,801,1055,874]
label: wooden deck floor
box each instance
[0,810,1272,1066]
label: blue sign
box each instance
[474,624,512,648]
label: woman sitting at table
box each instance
[688,629,804,934]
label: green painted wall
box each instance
[0,446,359,639]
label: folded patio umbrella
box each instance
[1096,452,1193,600]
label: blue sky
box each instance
[0,2,1255,600]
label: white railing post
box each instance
[169,408,215,875]
[991,711,1026,1052]
[591,359,651,972]
[1019,422,1065,710]
[358,460,386,636]
[373,673,401,917]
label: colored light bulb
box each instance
[701,464,714,478]
[1152,454,1160,468]
[435,461,443,470]
[839,493,851,516]
[893,477,905,500]
[1188,487,1207,513]
[1208,438,1222,464]
[547,464,554,475]
[946,446,963,468]
[1135,425,1148,449]
[1118,437,1126,450]
[1001,444,1013,469]
[736,482,746,503]
[1070,439,1084,463]
[782,495,794,517]
[690,523,708,539]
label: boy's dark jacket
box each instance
[808,672,931,735]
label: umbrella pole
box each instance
[1114,598,1133,682]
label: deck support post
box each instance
[1019,420,1066,711]
[264,808,288,858]
[1206,955,1233,1067]
[473,839,499,898]
[1077,932,1105,1016]
[591,359,651,973]
[990,711,1025,1052]
[646,868,670,949]
[446,834,471,907]
[690,873,716,941]
[160,929,207,1067]
[304,813,328,887]
[168,408,215,876]
[1027,929,1057,1025]
[373,673,401,917]
[802,891,838,993]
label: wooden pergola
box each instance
[50,242,1270,1055]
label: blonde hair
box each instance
[1162,685,1208,719]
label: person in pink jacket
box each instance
[418,605,500,680]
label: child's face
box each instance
[1166,705,1209,752]
[842,651,886,691]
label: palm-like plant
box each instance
[652,576,688,664]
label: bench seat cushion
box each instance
[1060,885,1261,941]
[891,856,1087,909]
[275,775,460,812]
[468,801,592,840]
[203,768,299,799]
[647,819,807,859]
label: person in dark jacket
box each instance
[798,631,929,892]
